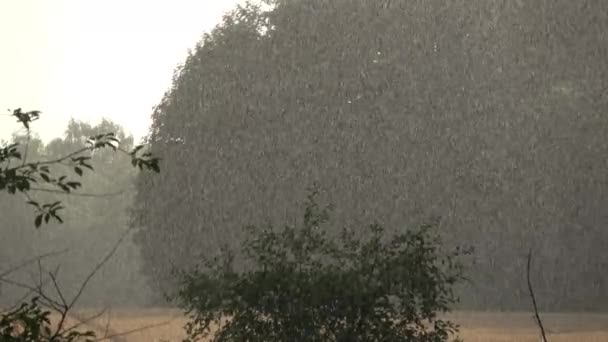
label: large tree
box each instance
[133,0,608,310]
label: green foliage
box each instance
[1,115,156,308]
[1,108,161,340]
[178,188,466,342]
[1,108,160,228]
[0,298,95,342]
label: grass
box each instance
[53,309,608,341]
[448,311,608,342]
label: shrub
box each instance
[178,188,466,342]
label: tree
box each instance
[0,108,160,341]
[178,187,466,342]
[133,0,608,310]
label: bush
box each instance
[0,298,96,342]
[177,188,467,342]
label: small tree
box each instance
[178,187,467,342]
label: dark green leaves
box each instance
[33,201,64,228]
[0,142,22,161]
[129,146,161,173]
[2,107,161,229]
[0,297,97,342]
[178,190,465,342]
[71,155,94,171]
[86,132,119,151]
[10,108,40,130]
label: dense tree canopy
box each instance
[133,0,608,310]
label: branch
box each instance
[0,272,65,312]
[28,187,128,198]
[527,248,548,342]
[0,230,132,341]
[21,147,90,169]
[0,248,68,279]
[94,316,181,342]
[64,307,109,334]
[67,227,132,310]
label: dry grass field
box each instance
[53,309,608,342]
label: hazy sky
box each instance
[0,0,243,144]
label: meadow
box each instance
[58,309,608,342]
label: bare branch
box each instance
[64,307,109,334]
[0,274,64,312]
[0,248,68,279]
[48,266,69,308]
[68,227,132,310]
[28,187,128,198]
[527,248,548,342]
[94,316,181,342]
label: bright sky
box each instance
[0,0,243,144]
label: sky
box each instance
[0,0,243,144]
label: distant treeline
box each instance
[0,119,152,307]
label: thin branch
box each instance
[0,275,64,311]
[64,307,109,334]
[28,187,128,198]
[10,141,137,175]
[0,288,34,314]
[527,248,548,342]
[68,227,132,309]
[94,316,181,342]
[20,147,90,168]
[0,249,69,279]
[0,266,56,315]
[103,308,112,339]
[48,267,69,308]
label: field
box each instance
[57,309,608,342]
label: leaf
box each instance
[34,214,42,228]
[67,181,81,189]
[151,160,161,173]
[26,200,40,209]
[74,166,83,176]
[131,144,144,155]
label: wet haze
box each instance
[0,0,241,142]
